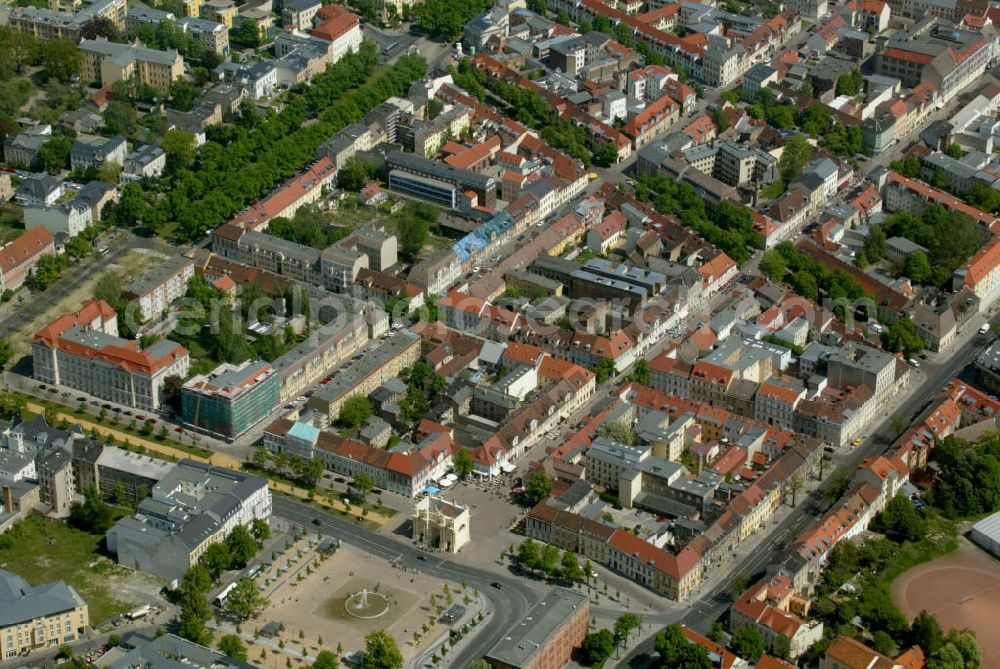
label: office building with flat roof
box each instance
[106,460,271,585]
[387,150,497,210]
[181,360,280,441]
[485,587,588,669]
[123,256,195,322]
[307,330,421,421]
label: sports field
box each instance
[892,539,1000,665]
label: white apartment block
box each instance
[123,256,195,322]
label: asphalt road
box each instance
[616,327,992,667]
[271,495,542,669]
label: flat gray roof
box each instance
[486,587,587,668]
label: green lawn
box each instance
[0,514,133,623]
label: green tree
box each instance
[218,635,248,661]
[540,543,560,576]
[104,99,139,135]
[580,629,616,665]
[305,456,324,488]
[339,394,373,429]
[904,251,933,283]
[178,602,212,645]
[629,359,650,385]
[64,236,92,259]
[397,209,431,261]
[250,518,271,544]
[337,156,378,191]
[181,564,212,595]
[600,420,637,446]
[966,181,1000,213]
[68,485,113,533]
[760,249,787,281]
[835,70,863,96]
[730,626,765,662]
[560,550,585,581]
[654,624,711,669]
[0,339,13,372]
[361,630,403,669]
[231,19,261,47]
[614,613,642,650]
[312,650,339,669]
[909,610,944,656]
[881,318,924,357]
[890,155,921,178]
[36,136,74,172]
[943,629,980,667]
[352,471,375,501]
[872,630,896,655]
[778,134,812,184]
[162,129,196,172]
[518,538,540,573]
[864,224,887,262]
[771,634,791,660]
[524,469,552,505]
[872,493,926,542]
[591,358,616,383]
[0,393,26,420]
[170,79,198,111]
[42,39,81,82]
[0,27,37,75]
[225,576,268,621]
[200,541,233,580]
[226,524,258,568]
[453,448,474,478]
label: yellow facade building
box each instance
[0,569,89,659]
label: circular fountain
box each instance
[344,587,390,619]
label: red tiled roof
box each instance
[881,47,935,65]
[0,226,55,274]
[311,4,359,42]
[34,300,187,376]
[623,94,679,139]
[230,157,336,230]
[680,628,738,669]
[962,235,1000,289]
[697,252,737,283]
[690,361,734,387]
[443,135,502,170]
[888,171,1000,230]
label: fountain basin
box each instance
[344,588,390,619]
